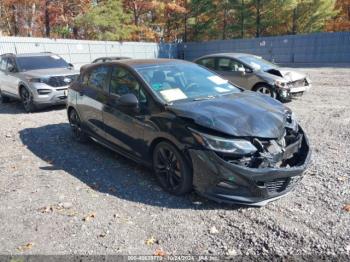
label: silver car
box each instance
[195,53,311,102]
[0,52,79,112]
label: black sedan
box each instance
[67,59,311,206]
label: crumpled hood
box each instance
[167,91,289,139]
[22,68,79,78]
[264,68,307,82]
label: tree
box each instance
[292,0,337,34]
[326,0,350,32]
[76,0,132,40]
[123,0,154,26]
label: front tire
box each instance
[255,85,277,99]
[153,141,192,196]
[20,87,36,113]
[68,109,89,143]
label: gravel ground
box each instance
[0,67,349,259]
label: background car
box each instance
[195,53,311,102]
[67,59,310,206]
[92,56,131,63]
[0,52,79,112]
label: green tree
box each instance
[292,0,338,34]
[76,0,132,40]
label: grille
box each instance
[265,178,288,193]
[263,176,301,194]
[48,75,78,87]
[288,79,307,88]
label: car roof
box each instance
[94,56,131,60]
[1,52,61,58]
[81,59,193,72]
[195,53,256,60]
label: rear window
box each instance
[16,55,69,71]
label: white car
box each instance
[195,53,311,102]
[0,52,79,112]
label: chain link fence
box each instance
[0,37,177,68]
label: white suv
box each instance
[0,52,79,112]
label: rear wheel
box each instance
[255,85,277,99]
[68,109,88,143]
[153,141,192,196]
[0,90,10,103]
[20,87,36,113]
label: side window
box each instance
[217,58,232,71]
[110,66,147,103]
[87,66,110,91]
[230,59,247,72]
[82,71,90,85]
[0,57,8,71]
[217,58,246,72]
[7,58,16,72]
[198,58,215,70]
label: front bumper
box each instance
[189,133,311,206]
[277,83,311,101]
[30,83,68,105]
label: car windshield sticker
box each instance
[214,87,229,93]
[208,75,228,85]
[151,83,163,91]
[160,88,187,102]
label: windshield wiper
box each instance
[193,95,215,101]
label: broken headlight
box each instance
[190,128,257,155]
[274,80,289,89]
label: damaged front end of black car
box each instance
[168,93,311,207]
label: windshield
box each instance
[17,55,69,71]
[135,63,241,103]
[239,55,277,71]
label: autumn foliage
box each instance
[0,0,347,42]
[326,0,350,32]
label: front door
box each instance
[6,57,21,97]
[102,66,149,158]
[0,57,11,95]
[215,57,250,88]
[76,65,110,138]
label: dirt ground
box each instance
[0,67,349,259]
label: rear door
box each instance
[76,65,111,138]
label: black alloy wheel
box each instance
[153,141,192,195]
[255,85,277,99]
[69,109,88,143]
[20,87,36,112]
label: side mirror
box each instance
[68,63,74,68]
[118,93,139,108]
[238,67,247,75]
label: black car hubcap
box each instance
[155,147,182,191]
[69,110,82,138]
[257,86,276,98]
[21,89,31,110]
